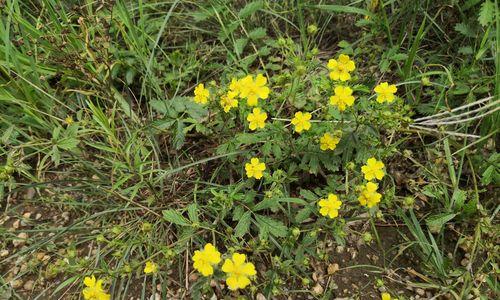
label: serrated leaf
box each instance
[295,207,312,223]
[299,189,317,201]
[255,215,287,237]
[451,189,466,210]
[238,1,263,19]
[248,27,267,40]
[235,38,248,55]
[162,209,190,226]
[57,137,79,150]
[150,99,169,114]
[478,0,494,26]
[234,211,252,237]
[187,203,199,223]
[454,22,475,37]
[426,213,456,233]
[173,121,185,150]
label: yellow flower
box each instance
[193,83,210,104]
[329,86,355,111]
[221,253,256,291]
[374,82,397,103]
[320,132,341,151]
[82,276,110,300]
[64,116,74,125]
[361,157,385,181]
[144,261,158,274]
[247,108,267,130]
[229,78,243,96]
[327,54,355,81]
[358,182,382,208]
[220,91,239,112]
[239,74,270,106]
[291,111,312,133]
[381,292,391,300]
[192,243,222,276]
[318,194,342,218]
[245,158,266,179]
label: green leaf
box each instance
[451,189,466,210]
[295,207,312,223]
[187,203,199,223]
[150,99,169,114]
[162,209,190,226]
[426,213,456,233]
[454,22,475,37]
[51,276,78,297]
[234,211,252,237]
[310,4,374,18]
[248,27,267,40]
[481,165,495,185]
[57,137,79,150]
[173,120,185,150]
[255,215,287,237]
[478,0,494,26]
[234,38,248,55]
[254,197,307,211]
[299,189,317,201]
[238,1,263,19]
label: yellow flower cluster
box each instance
[194,83,210,104]
[326,54,398,112]
[245,157,266,179]
[291,111,312,133]
[359,157,385,208]
[327,54,355,81]
[247,108,267,130]
[318,193,342,218]
[193,243,222,276]
[320,131,342,151]
[374,82,397,103]
[358,182,382,208]
[222,253,257,290]
[361,157,385,181]
[327,54,356,112]
[330,85,355,112]
[143,261,158,274]
[239,74,270,106]
[192,243,256,291]
[82,276,110,300]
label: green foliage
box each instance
[0,0,497,299]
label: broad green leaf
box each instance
[187,203,199,223]
[248,27,266,40]
[234,211,252,237]
[255,215,287,237]
[295,207,312,223]
[57,137,79,150]
[162,209,190,226]
[234,38,248,55]
[426,213,456,233]
[238,1,263,19]
[299,189,317,201]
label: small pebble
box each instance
[12,232,28,247]
[23,280,34,290]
